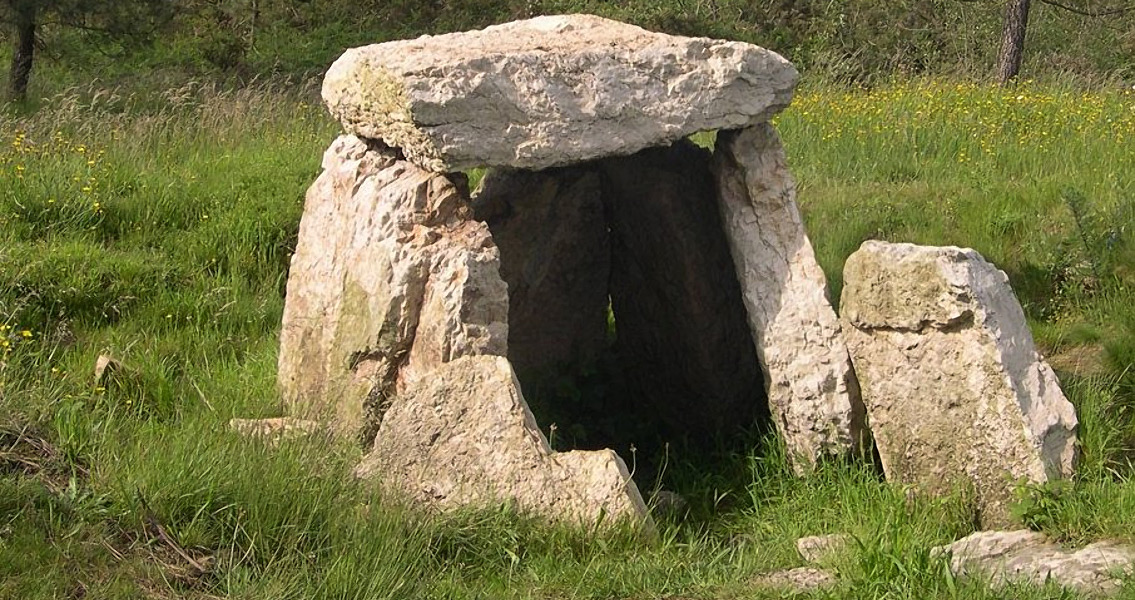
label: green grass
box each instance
[2,80,1134,599]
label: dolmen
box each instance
[277,14,864,527]
[275,14,1078,530]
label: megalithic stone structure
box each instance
[278,14,866,528]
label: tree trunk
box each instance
[996,0,1031,84]
[7,3,37,103]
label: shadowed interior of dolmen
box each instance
[468,137,770,479]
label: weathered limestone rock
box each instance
[472,167,610,373]
[602,140,766,444]
[354,355,650,526]
[934,530,1135,595]
[322,14,797,172]
[841,241,1079,526]
[712,124,865,470]
[278,135,508,443]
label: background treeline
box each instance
[3,0,1135,102]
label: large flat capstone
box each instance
[841,241,1079,526]
[322,14,798,172]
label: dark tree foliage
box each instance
[2,0,175,102]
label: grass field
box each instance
[2,80,1134,599]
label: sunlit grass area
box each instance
[2,80,1133,598]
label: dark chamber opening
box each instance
[471,139,770,488]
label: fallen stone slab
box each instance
[934,530,1135,595]
[278,135,508,444]
[841,241,1079,526]
[322,14,797,172]
[353,355,651,527]
[712,124,866,471]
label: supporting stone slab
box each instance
[278,135,508,443]
[711,124,866,471]
[354,355,651,528]
[840,241,1079,526]
[322,14,797,172]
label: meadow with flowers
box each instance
[1,77,1134,598]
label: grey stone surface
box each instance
[934,530,1135,595]
[712,124,866,472]
[278,135,508,443]
[322,14,797,172]
[841,241,1080,526]
[354,355,651,527]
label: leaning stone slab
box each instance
[934,530,1135,595]
[841,241,1079,526]
[322,14,797,172]
[712,124,866,471]
[354,355,651,527]
[278,135,508,444]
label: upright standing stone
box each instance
[601,140,766,445]
[472,167,610,374]
[840,241,1079,526]
[278,135,508,444]
[712,124,866,471]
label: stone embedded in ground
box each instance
[840,241,1080,526]
[278,135,508,444]
[600,140,766,445]
[472,167,610,374]
[229,418,322,443]
[711,124,866,471]
[933,530,1135,595]
[353,355,650,527]
[797,534,852,564]
[322,14,797,172]
[751,567,838,592]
